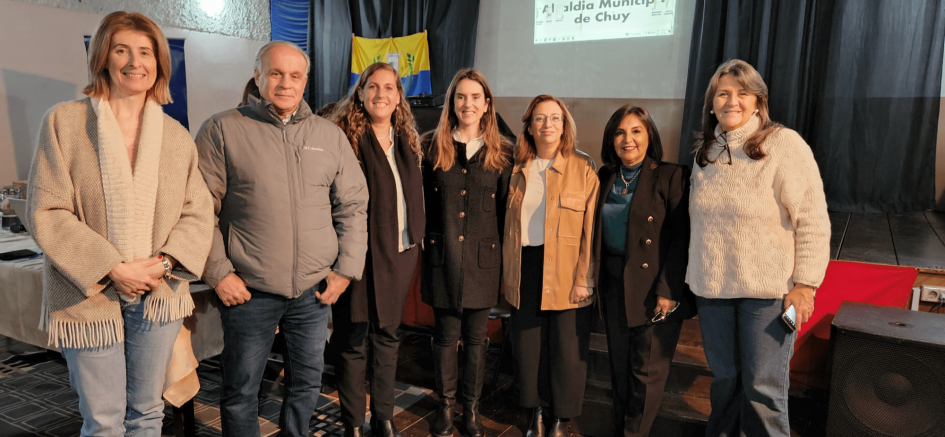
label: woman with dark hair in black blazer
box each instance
[594,105,694,437]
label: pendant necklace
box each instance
[619,167,641,195]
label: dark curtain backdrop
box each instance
[679,0,945,212]
[309,0,480,110]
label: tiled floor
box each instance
[0,332,440,437]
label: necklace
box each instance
[618,167,641,195]
[374,126,391,141]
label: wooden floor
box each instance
[830,211,945,270]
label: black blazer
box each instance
[593,156,695,327]
[420,138,512,310]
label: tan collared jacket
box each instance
[502,150,600,311]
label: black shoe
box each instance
[464,400,484,437]
[370,418,402,437]
[434,397,456,436]
[548,417,569,437]
[525,407,545,437]
[344,425,364,437]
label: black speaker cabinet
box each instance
[410,105,441,134]
[826,302,945,437]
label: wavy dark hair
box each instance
[425,69,511,173]
[330,62,420,160]
[515,94,577,167]
[693,59,782,167]
[600,105,663,167]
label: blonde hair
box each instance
[425,69,511,172]
[83,11,172,104]
[693,59,782,167]
[330,62,420,159]
[515,95,577,166]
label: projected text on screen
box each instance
[534,0,675,44]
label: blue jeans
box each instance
[696,297,796,437]
[61,297,183,437]
[219,284,330,437]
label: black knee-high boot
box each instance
[433,343,458,436]
[462,343,488,437]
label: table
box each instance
[0,228,224,432]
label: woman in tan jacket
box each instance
[503,95,600,437]
[25,12,212,435]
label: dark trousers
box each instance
[432,307,491,401]
[510,245,591,419]
[219,284,330,437]
[332,313,401,428]
[600,262,682,437]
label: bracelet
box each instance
[160,257,172,280]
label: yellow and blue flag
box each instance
[351,31,432,96]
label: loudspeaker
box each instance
[411,106,442,134]
[826,302,945,437]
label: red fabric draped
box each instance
[790,260,917,387]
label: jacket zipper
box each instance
[296,149,304,197]
[283,126,299,297]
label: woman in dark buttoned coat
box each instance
[421,69,513,437]
[594,105,694,437]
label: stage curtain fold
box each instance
[678,0,944,213]
[272,0,310,52]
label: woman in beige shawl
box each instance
[25,11,212,436]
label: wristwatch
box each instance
[160,256,172,280]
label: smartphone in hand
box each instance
[781,304,798,331]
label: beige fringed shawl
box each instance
[25,98,214,349]
[93,96,161,304]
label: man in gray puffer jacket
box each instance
[195,40,368,437]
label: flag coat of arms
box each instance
[351,31,432,96]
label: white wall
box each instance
[475,0,696,99]
[0,0,268,184]
[11,0,270,41]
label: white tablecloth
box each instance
[0,228,224,406]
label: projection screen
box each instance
[534,0,676,44]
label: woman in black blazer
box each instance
[593,105,694,437]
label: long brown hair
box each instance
[84,11,173,104]
[331,62,420,159]
[514,95,577,166]
[426,69,511,172]
[693,59,782,167]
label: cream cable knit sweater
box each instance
[686,115,830,299]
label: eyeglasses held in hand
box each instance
[651,301,681,323]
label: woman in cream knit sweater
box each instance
[25,12,212,435]
[687,59,830,436]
